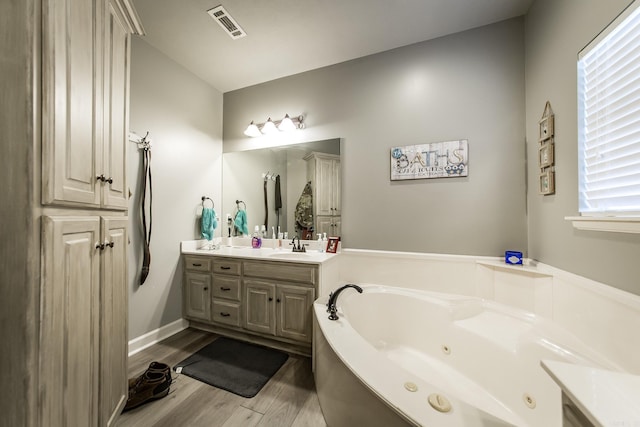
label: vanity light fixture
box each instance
[243,114,305,137]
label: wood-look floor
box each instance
[116,328,327,427]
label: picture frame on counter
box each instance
[326,237,339,254]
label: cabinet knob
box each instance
[220,287,231,291]
[203,287,208,291]
[95,242,105,250]
[96,175,113,184]
[276,298,281,303]
[220,312,230,317]
[192,263,202,267]
[268,297,273,301]
[105,240,114,248]
[220,266,231,270]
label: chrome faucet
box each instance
[326,284,363,320]
[290,236,306,252]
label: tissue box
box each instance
[505,251,523,265]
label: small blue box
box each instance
[505,251,523,265]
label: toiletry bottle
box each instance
[317,234,324,252]
[252,225,262,249]
[322,233,328,251]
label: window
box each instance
[577,1,640,217]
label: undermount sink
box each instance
[267,251,313,259]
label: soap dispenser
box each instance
[317,234,324,252]
[252,225,262,249]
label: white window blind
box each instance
[578,1,640,215]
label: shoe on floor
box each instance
[128,361,172,389]
[123,371,170,412]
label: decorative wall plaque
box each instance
[390,140,468,181]
[538,102,555,195]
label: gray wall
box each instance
[128,38,223,339]
[224,18,527,256]
[0,0,38,424]
[525,0,640,295]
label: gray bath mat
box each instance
[174,337,288,398]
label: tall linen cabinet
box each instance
[0,1,143,426]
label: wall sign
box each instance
[390,139,468,181]
[538,101,555,195]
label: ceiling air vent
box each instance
[207,5,246,40]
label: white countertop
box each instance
[541,360,640,427]
[181,239,339,264]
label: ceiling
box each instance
[132,0,534,93]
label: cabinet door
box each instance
[331,217,341,238]
[101,217,128,426]
[316,216,333,237]
[102,0,130,209]
[332,159,341,215]
[41,216,101,426]
[315,157,335,216]
[185,272,211,321]
[276,284,315,343]
[244,280,276,335]
[42,0,102,207]
[316,216,340,238]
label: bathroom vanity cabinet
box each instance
[243,260,316,343]
[183,254,319,355]
[211,258,243,327]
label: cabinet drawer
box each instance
[212,275,241,301]
[212,259,242,275]
[212,301,241,327]
[244,260,318,285]
[184,256,211,272]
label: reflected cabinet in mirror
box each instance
[222,139,341,241]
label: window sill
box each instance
[565,216,640,234]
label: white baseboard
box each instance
[128,318,190,357]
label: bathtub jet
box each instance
[326,284,363,320]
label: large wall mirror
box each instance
[222,138,341,241]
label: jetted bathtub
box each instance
[313,284,618,427]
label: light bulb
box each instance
[244,121,261,137]
[261,118,278,134]
[278,114,296,132]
